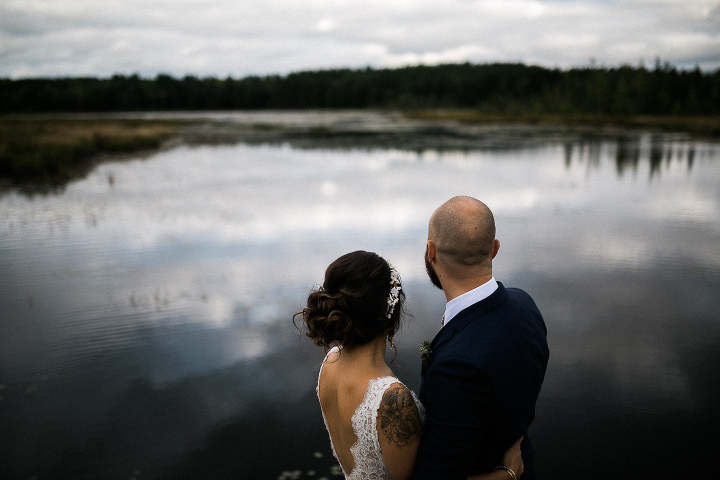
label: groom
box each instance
[411,196,549,480]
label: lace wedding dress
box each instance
[317,347,426,480]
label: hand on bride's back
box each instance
[466,436,524,480]
[501,437,524,478]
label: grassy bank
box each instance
[0,118,182,189]
[405,110,720,137]
[2,112,718,191]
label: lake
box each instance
[1,113,719,479]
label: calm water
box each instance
[1,124,719,479]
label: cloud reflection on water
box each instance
[0,130,719,478]
[1,135,718,338]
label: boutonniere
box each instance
[420,340,432,372]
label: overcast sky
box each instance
[1,0,719,79]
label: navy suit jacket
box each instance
[410,282,549,480]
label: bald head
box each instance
[428,196,496,270]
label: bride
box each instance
[294,251,524,480]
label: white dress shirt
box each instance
[442,277,498,327]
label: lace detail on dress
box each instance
[317,348,425,480]
[347,376,407,479]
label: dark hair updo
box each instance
[294,250,405,349]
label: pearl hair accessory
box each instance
[386,265,402,319]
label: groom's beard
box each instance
[425,246,443,290]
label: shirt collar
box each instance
[443,277,498,327]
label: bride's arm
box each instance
[376,384,424,480]
[468,437,524,480]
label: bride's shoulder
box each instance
[376,379,425,426]
[375,381,424,480]
[378,381,422,417]
[324,346,340,361]
[319,346,341,374]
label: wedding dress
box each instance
[317,347,426,480]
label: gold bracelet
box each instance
[495,465,518,480]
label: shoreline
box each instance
[2,110,718,191]
[404,109,720,138]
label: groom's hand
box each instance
[501,437,524,478]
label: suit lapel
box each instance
[429,283,509,354]
[429,317,455,351]
[420,283,509,397]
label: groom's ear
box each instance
[491,239,500,259]
[427,240,438,263]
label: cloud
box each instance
[1,0,719,78]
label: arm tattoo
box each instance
[378,385,421,447]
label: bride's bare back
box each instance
[318,346,423,480]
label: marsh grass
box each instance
[0,119,182,189]
[2,111,717,193]
[405,110,720,137]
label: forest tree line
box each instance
[1,62,719,115]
